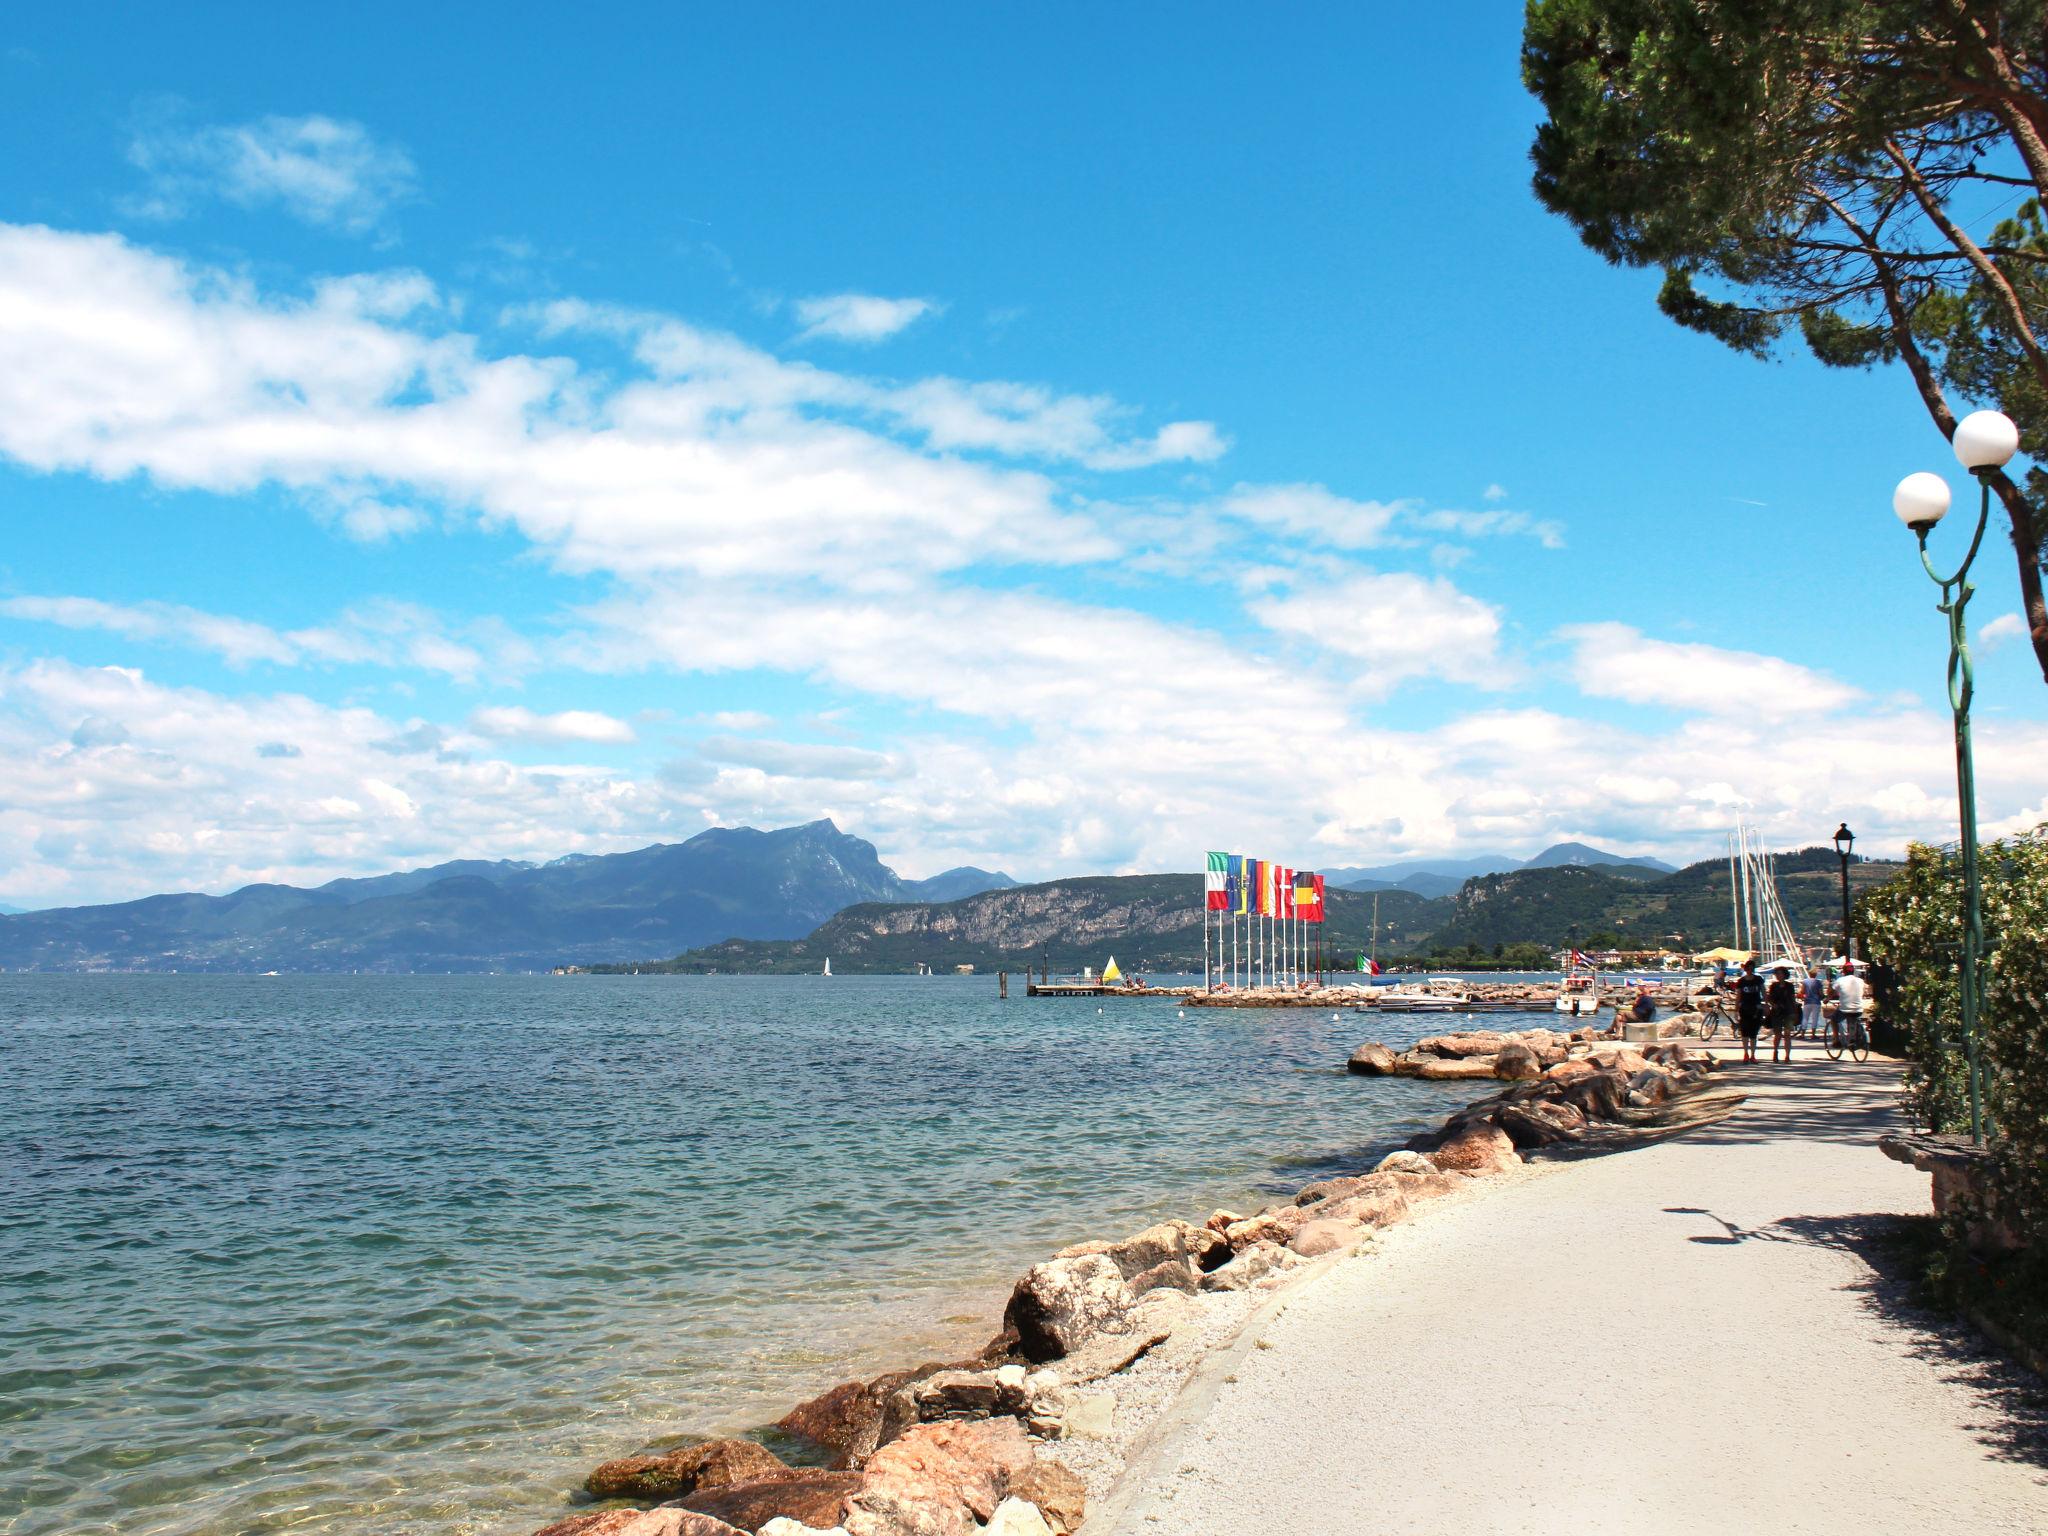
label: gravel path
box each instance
[1097,1051,2048,1534]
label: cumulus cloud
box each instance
[1247,573,1509,692]
[0,219,2033,898]
[793,293,936,343]
[1560,623,1858,717]
[126,110,418,235]
[469,705,636,745]
[1980,611,2028,652]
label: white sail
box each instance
[823,957,832,977]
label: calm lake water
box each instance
[0,974,1501,1536]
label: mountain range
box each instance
[0,821,1015,973]
[1322,841,1676,899]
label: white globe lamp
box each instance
[1892,471,1952,530]
[1952,410,2019,472]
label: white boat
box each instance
[1555,951,1603,1016]
[1374,979,1474,1013]
[823,958,832,977]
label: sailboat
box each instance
[822,957,832,977]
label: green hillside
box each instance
[1421,847,1901,955]
[599,875,1447,975]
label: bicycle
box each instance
[1694,996,1726,1041]
[1823,1012,1870,1063]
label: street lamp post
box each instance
[1832,822,1855,970]
[1892,409,2017,1144]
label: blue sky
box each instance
[1,3,2043,905]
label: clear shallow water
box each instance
[1,975,1489,1536]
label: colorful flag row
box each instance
[1204,852,1326,921]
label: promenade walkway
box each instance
[1100,1051,2048,1534]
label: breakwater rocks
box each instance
[1185,981,1682,1010]
[1345,1019,1709,1081]
[538,1044,1730,1536]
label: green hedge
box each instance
[1858,827,2048,1252]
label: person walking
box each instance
[1731,958,1765,1063]
[1832,962,1869,1056]
[1767,966,1799,1063]
[1800,968,1826,1037]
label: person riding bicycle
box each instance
[1832,963,1869,1053]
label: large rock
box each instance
[1416,1056,1502,1081]
[1200,1239,1288,1291]
[1426,1122,1520,1176]
[1496,1098,1587,1148]
[1542,1058,1597,1085]
[1493,1042,1541,1080]
[588,1440,791,1503]
[1346,1041,1399,1075]
[1416,1030,1511,1058]
[1002,1254,1137,1362]
[1289,1216,1362,1256]
[1374,1149,1438,1175]
[982,1498,1056,1536]
[678,1472,863,1533]
[1324,1184,1412,1230]
[1627,1067,1676,1106]
[535,1511,748,1536]
[1560,1069,1630,1121]
[1220,1203,1310,1251]
[1006,1460,1086,1534]
[1056,1218,1227,1280]
[778,1369,939,1468]
[757,1521,849,1536]
[844,1419,1034,1536]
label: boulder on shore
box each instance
[1289,1216,1362,1257]
[843,1419,1035,1536]
[1493,1041,1541,1080]
[676,1471,863,1533]
[534,1511,748,1536]
[1374,1149,1437,1175]
[1006,1460,1086,1534]
[587,1440,790,1503]
[1496,1098,1587,1148]
[1423,1121,1520,1176]
[1002,1254,1136,1362]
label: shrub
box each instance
[1859,827,2048,1251]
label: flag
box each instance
[1238,857,1257,915]
[1205,852,1229,911]
[1278,865,1294,918]
[1570,948,1592,968]
[1295,870,1318,920]
[1225,854,1244,914]
[1258,860,1277,916]
[1310,872,1326,922]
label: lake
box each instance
[0,974,1501,1535]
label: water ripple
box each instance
[1,973,1478,1536]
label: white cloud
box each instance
[1483,483,1508,502]
[1,220,2039,899]
[469,706,635,745]
[1980,611,2028,652]
[0,593,518,682]
[793,293,936,343]
[1560,623,1858,717]
[127,111,418,235]
[1247,573,1508,691]
[1220,483,1403,549]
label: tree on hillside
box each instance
[1524,0,2048,681]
